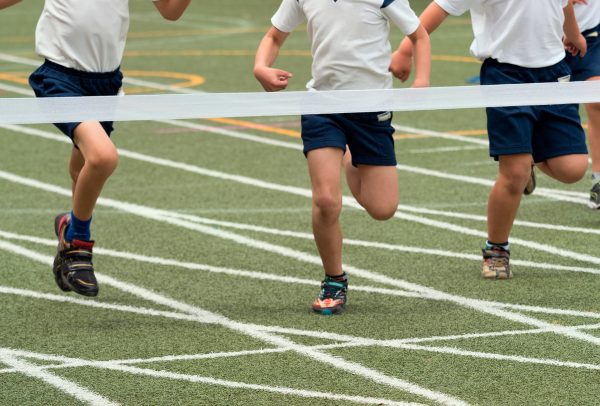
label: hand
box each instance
[564,33,588,57]
[253,66,293,92]
[411,78,430,88]
[389,49,413,82]
[572,0,588,4]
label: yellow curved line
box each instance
[0,72,29,85]
[122,70,205,94]
[208,117,301,138]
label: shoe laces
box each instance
[319,279,347,300]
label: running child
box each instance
[391,0,588,279]
[254,0,431,314]
[568,0,600,209]
[26,0,191,297]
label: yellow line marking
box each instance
[121,70,205,94]
[208,117,301,138]
[0,72,29,85]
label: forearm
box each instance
[254,28,287,70]
[397,2,449,57]
[410,26,431,86]
[153,0,191,21]
[0,0,21,10]
[563,0,581,41]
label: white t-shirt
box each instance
[271,0,420,91]
[574,0,600,32]
[435,0,569,68]
[35,0,157,72]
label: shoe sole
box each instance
[312,305,345,315]
[588,201,600,210]
[53,212,72,292]
[481,270,513,280]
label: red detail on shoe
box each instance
[71,239,95,250]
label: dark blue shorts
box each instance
[480,58,587,163]
[300,112,397,166]
[565,23,600,82]
[29,59,123,141]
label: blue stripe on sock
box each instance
[65,211,92,242]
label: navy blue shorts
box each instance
[29,59,123,141]
[480,58,587,163]
[300,112,397,166]
[565,23,600,82]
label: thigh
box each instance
[301,114,347,157]
[532,104,587,162]
[73,121,116,161]
[343,112,397,166]
[306,147,344,199]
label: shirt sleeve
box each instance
[271,0,305,33]
[434,0,472,16]
[382,0,420,35]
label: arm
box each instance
[563,0,587,56]
[0,0,21,10]
[254,26,293,92]
[153,0,191,21]
[390,2,449,82]
[405,24,431,88]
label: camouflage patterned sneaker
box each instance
[524,165,536,195]
[312,275,348,315]
[481,247,512,280]
[589,181,600,210]
[53,212,99,297]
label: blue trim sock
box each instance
[485,240,510,252]
[65,211,92,242]
[593,172,600,185]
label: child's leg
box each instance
[344,157,399,220]
[584,78,600,175]
[307,147,344,277]
[536,154,588,184]
[69,146,85,195]
[71,121,119,225]
[487,154,532,244]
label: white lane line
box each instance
[157,212,600,275]
[393,125,489,146]
[0,349,119,406]
[0,349,421,406]
[398,205,600,236]
[5,281,600,377]
[406,146,486,154]
[1,170,600,353]
[0,240,467,405]
[3,282,600,352]
[2,123,598,270]
[6,229,600,318]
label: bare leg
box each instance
[69,147,84,196]
[71,121,119,221]
[536,154,588,184]
[584,77,600,173]
[307,148,344,277]
[344,150,399,220]
[487,154,532,243]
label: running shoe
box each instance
[481,247,512,280]
[524,165,536,195]
[312,275,347,315]
[589,181,600,210]
[53,212,98,297]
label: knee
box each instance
[498,168,531,194]
[365,200,399,221]
[313,194,342,221]
[559,159,588,184]
[86,148,119,177]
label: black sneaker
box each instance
[481,247,511,280]
[589,181,600,210]
[53,212,98,297]
[312,275,347,315]
[524,165,536,195]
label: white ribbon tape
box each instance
[2,81,600,125]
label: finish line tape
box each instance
[2,81,600,125]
